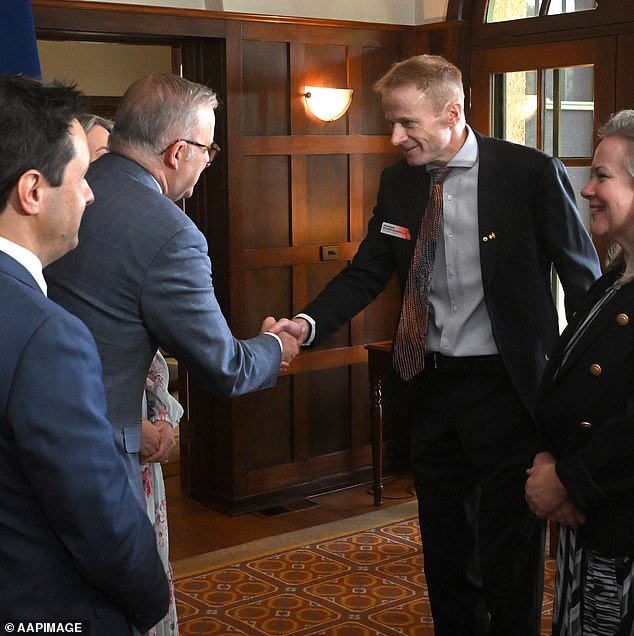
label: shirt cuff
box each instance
[294,313,316,346]
[263,331,283,354]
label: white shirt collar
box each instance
[448,124,478,169]
[0,236,47,295]
[148,173,163,194]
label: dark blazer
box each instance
[45,153,282,497]
[0,252,169,632]
[536,269,634,555]
[301,130,600,411]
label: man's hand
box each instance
[141,419,176,464]
[261,316,303,371]
[265,316,310,345]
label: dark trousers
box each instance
[410,360,545,636]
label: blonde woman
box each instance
[527,110,634,635]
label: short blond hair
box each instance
[374,54,464,113]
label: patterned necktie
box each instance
[393,167,451,381]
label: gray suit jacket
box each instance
[46,153,281,497]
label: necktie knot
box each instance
[429,167,451,185]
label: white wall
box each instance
[37,41,172,95]
[71,0,448,25]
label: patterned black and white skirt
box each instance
[553,526,634,636]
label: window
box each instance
[491,64,594,330]
[487,0,596,23]
[491,65,594,225]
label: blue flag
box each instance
[0,0,41,77]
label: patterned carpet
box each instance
[174,502,555,635]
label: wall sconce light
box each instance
[304,85,353,122]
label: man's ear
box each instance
[15,170,44,216]
[162,141,185,170]
[446,100,463,128]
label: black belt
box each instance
[423,352,504,374]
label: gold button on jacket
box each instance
[590,363,602,376]
[617,313,630,326]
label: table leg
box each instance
[369,378,384,506]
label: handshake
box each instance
[261,316,310,372]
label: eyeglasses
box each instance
[160,139,221,166]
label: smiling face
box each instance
[581,135,634,251]
[381,83,465,167]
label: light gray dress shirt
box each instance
[425,126,499,357]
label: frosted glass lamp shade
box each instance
[304,85,353,122]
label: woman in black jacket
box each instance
[526,109,634,636]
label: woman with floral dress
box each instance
[142,350,183,636]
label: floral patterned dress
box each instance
[142,351,183,636]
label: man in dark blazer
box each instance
[0,76,169,633]
[283,55,601,635]
[46,74,300,502]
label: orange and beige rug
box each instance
[174,501,555,635]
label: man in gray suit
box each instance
[46,74,300,502]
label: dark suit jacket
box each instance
[45,153,281,497]
[536,269,634,555]
[301,130,600,412]
[0,252,169,632]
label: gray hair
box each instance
[598,109,634,182]
[109,74,218,154]
[374,54,464,114]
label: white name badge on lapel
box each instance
[380,222,411,240]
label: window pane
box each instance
[487,0,596,22]
[546,0,597,16]
[543,66,594,157]
[487,0,538,22]
[492,71,538,148]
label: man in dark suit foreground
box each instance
[46,74,301,503]
[281,55,601,635]
[0,76,168,633]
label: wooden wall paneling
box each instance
[350,363,371,451]
[356,45,402,136]
[240,376,294,470]
[348,152,368,232]
[33,1,228,41]
[242,155,291,249]
[299,43,351,135]
[242,40,290,136]
[616,31,634,114]
[308,367,351,456]
[225,20,247,334]
[243,267,294,335]
[305,154,349,244]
